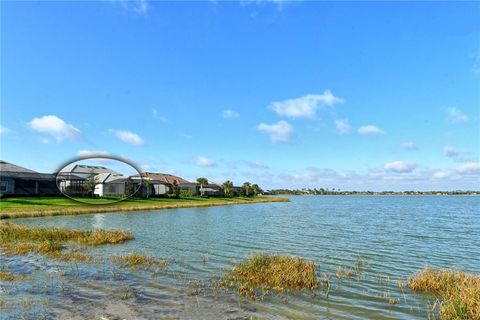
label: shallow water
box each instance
[1,196,479,319]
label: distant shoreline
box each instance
[0,196,289,220]
[271,193,479,196]
[267,192,479,196]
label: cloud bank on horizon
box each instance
[1,1,479,190]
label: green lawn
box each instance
[0,196,288,219]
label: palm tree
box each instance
[222,180,234,197]
[196,177,208,197]
[242,182,251,197]
[143,179,151,198]
[251,183,261,196]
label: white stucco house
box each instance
[93,172,127,197]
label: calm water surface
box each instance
[1,196,479,319]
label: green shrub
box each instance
[180,189,196,198]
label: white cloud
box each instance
[77,150,112,158]
[270,90,344,119]
[335,119,351,135]
[446,107,469,124]
[358,125,385,135]
[257,120,293,143]
[244,160,269,170]
[115,0,149,15]
[401,141,418,150]
[456,162,480,175]
[133,0,148,14]
[194,156,216,167]
[28,115,81,142]
[222,109,240,119]
[40,138,50,144]
[384,161,416,173]
[0,125,11,135]
[433,171,450,179]
[111,129,145,146]
[443,146,459,158]
[152,108,169,123]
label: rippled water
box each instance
[2,196,479,319]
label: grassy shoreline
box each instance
[0,196,289,219]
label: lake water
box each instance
[2,196,479,319]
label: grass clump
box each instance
[0,271,20,281]
[0,222,131,263]
[112,253,168,269]
[0,222,133,246]
[225,253,319,300]
[76,229,134,245]
[408,267,480,320]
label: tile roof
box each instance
[132,172,190,184]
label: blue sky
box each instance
[1,1,479,190]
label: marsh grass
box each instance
[224,253,319,300]
[187,279,206,296]
[336,266,353,281]
[0,222,131,264]
[0,270,22,281]
[112,253,168,269]
[0,222,133,246]
[408,267,480,319]
[118,285,134,300]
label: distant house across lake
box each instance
[1,160,237,198]
[130,172,190,197]
[0,160,59,196]
[58,165,128,197]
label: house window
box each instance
[0,181,8,193]
[108,185,116,193]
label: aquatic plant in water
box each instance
[224,253,319,300]
[408,267,480,320]
[112,253,169,269]
[0,222,132,262]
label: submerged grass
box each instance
[225,253,319,300]
[112,253,168,269]
[408,267,480,320]
[0,271,20,281]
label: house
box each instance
[0,160,59,196]
[93,173,127,197]
[129,172,190,197]
[58,165,127,197]
[179,182,225,197]
[199,183,225,197]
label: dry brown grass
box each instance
[0,222,133,246]
[0,271,17,281]
[225,253,319,300]
[76,229,134,245]
[0,222,131,265]
[408,267,480,319]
